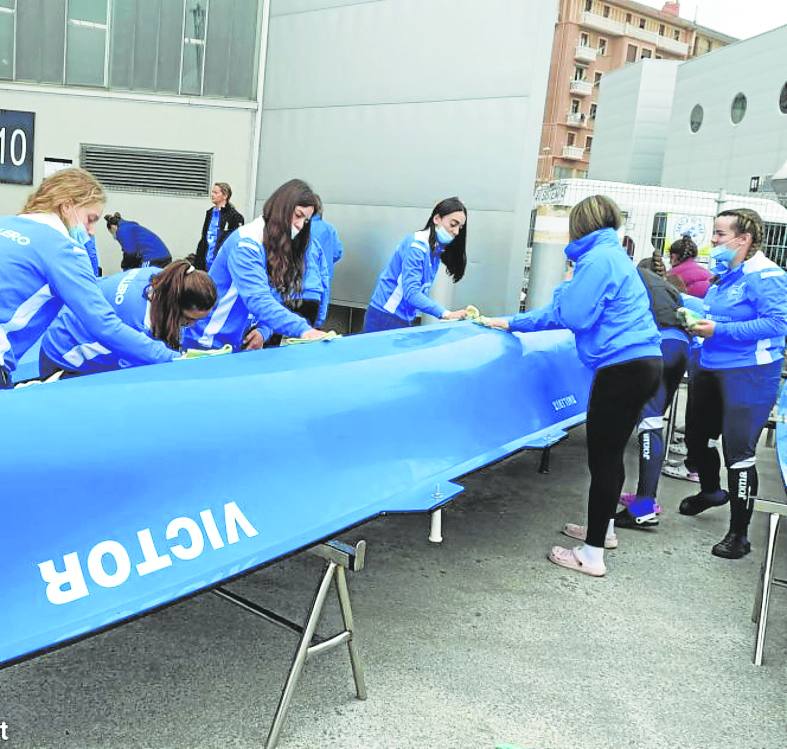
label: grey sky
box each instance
[634,0,787,39]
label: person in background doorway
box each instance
[363,197,470,332]
[678,209,787,559]
[194,182,245,271]
[667,234,711,298]
[481,195,662,577]
[105,212,172,270]
[40,260,216,378]
[0,168,176,389]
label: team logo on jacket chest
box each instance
[726,282,745,302]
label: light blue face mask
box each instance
[710,243,736,275]
[435,224,454,245]
[68,223,90,249]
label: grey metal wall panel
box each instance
[264,0,545,110]
[257,98,530,212]
[258,0,558,310]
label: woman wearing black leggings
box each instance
[483,195,662,577]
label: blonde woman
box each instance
[483,195,662,577]
[0,168,176,387]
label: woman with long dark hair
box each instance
[40,260,216,377]
[363,197,470,332]
[184,178,326,351]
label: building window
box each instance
[571,99,581,114]
[625,12,631,23]
[554,165,573,179]
[15,0,67,84]
[567,132,576,146]
[655,54,662,59]
[651,212,668,252]
[0,0,14,80]
[639,17,646,29]
[585,135,593,150]
[780,82,787,113]
[705,39,712,52]
[626,44,637,63]
[690,104,703,132]
[602,5,610,18]
[66,0,109,87]
[641,48,652,59]
[598,37,607,55]
[584,0,592,11]
[589,102,597,120]
[673,29,680,40]
[574,65,587,81]
[594,71,602,86]
[731,92,747,124]
[580,32,589,46]
[658,24,665,36]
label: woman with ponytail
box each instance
[40,260,216,378]
[363,197,470,332]
[667,234,711,298]
[184,178,326,351]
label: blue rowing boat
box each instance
[1,322,592,668]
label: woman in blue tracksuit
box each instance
[105,212,172,270]
[363,197,470,332]
[40,260,216,378]
[678,209,787,559]
[183,178,327,352]
[483,195,663,577]
[295,236,331,328]
[0,168,177,389]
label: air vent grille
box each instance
[80,144,212,197]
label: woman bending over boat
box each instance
[363,197,470,332]
[39,260,216,378]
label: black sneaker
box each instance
[711,531,751,559]
[678,491,728,516]
[614,507,658,530]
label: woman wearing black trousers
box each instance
[194,181,245,271]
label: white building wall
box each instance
[660,25,787,194]
[589,60,679,185]
[0,85,256,276]
[257,0,558,315]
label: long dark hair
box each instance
[262,178,319,301]
[148,260,217,349]
[422,196,468,282]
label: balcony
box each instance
[655,35,689,56]
[580,11,624,36]
[624,23,660,46]
[574,44,597,63]
[566,111,587,127]
[569,79,593,96]
[562,145,586,160]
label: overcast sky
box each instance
[634,0,787,39]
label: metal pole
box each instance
[753,513,780,666]
[265,562,337,749]
[334,566,367,700]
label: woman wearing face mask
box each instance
[481,195,663,577]
[39,260,216,378]
[678,209,787,559]
[362,197,470,333]
[183,178,326,352]
[0,168,177,389]
[194,182,245,272]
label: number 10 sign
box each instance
[0,109,35,186]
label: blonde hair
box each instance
[717,208,763,260]
[21,168,106,224]
[568,194,623,241]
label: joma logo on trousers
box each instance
[38,501,258,605]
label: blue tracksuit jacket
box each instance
[509,227,661,370]
[116,220,172,265]
[0,213,175,374]
[183,217,310,350]
[310,216,343,278]
[700,251,787,369]
[301,237,331,327]
[41,267,174,374]
[368,230,447,322]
